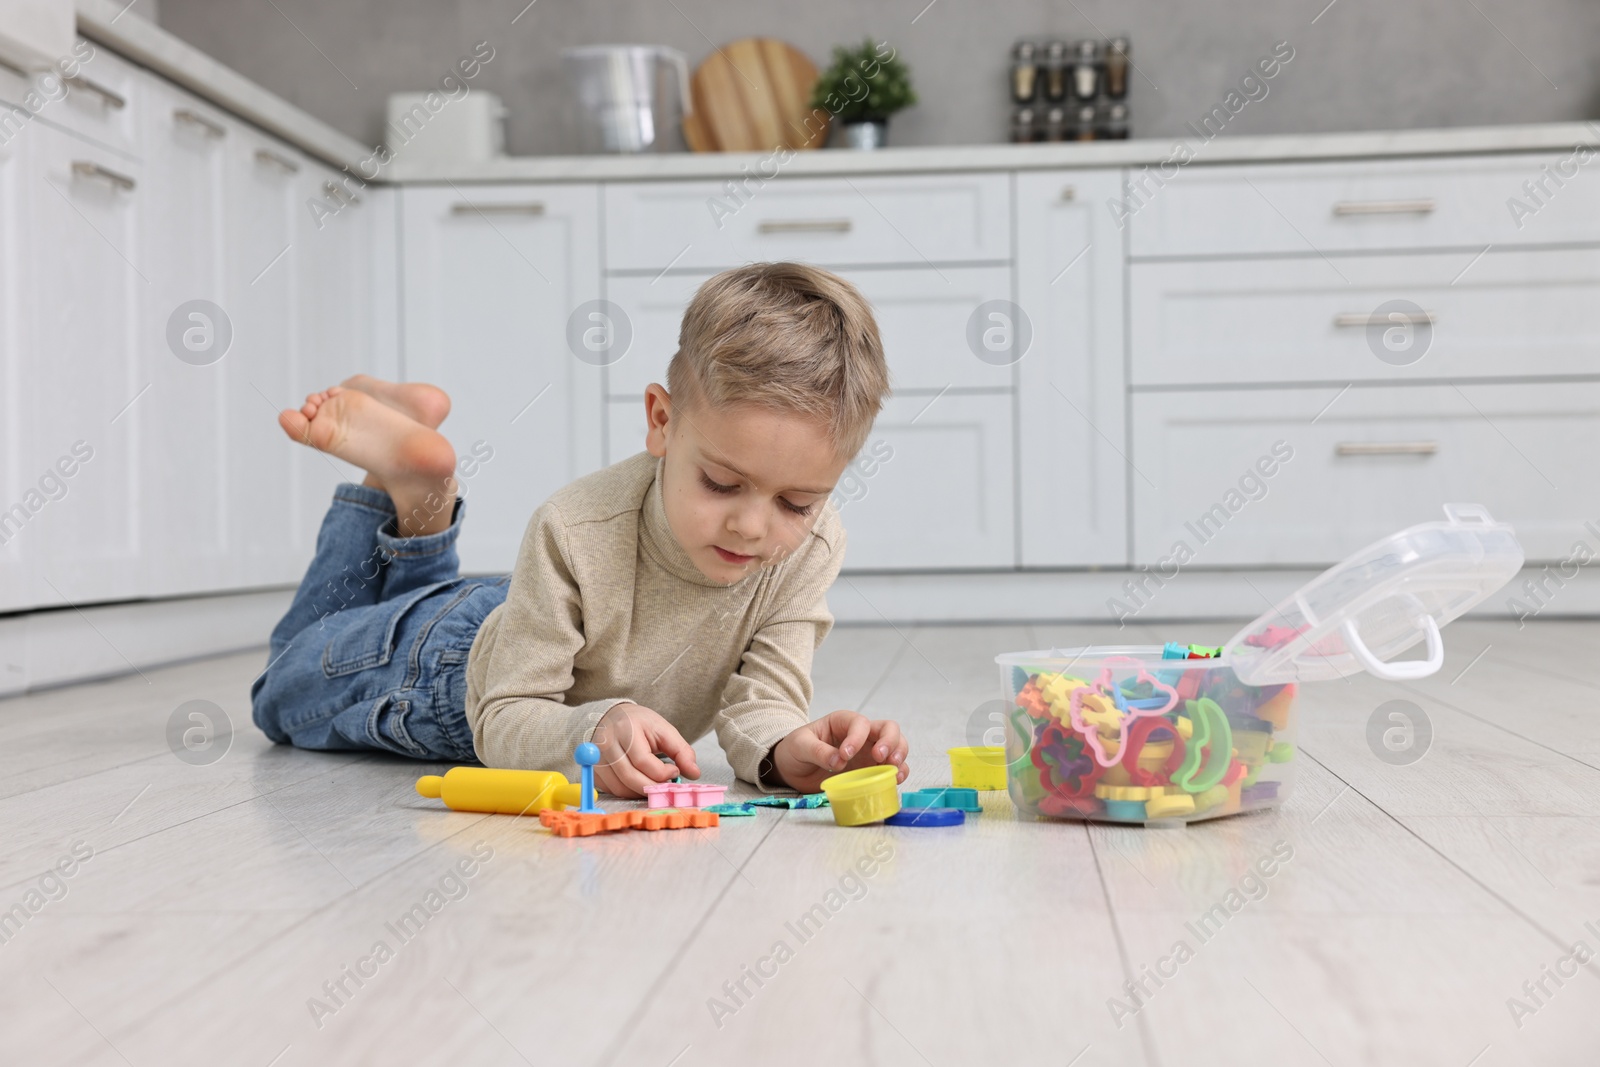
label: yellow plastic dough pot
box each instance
[948,746,1008,790]
[821,766,900,826]
[416,766,581,816]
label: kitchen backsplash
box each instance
[157,0,1600,155]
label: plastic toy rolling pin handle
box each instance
[1342,613,1443,680]
[416,768,582,816]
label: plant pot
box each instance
[840,118,888,150]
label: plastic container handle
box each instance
[1341,614,1444,680]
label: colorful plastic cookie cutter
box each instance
[1145,792,1197,819]
[1032,720,1103,797]
[1072,658,1179,768]
[1162,642,1189,660]
[1119,716,1187,788]
[539,808,719,837]
[1172,697,1234,794]
[643,782,728,809]
[885,807,965,827]
[903,787,982,813]
[1103,799,1148,821]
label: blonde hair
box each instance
[667,263,890,459]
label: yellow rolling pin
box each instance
[416,767,582,816]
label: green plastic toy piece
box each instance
[1267,742,1295,763]
[1173,697,1233,793]
[704,802,757,816]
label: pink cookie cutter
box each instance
[643,782,728,809]
[1070,657,1180,768]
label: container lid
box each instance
[1224,504,1523,686]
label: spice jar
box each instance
[1071,39,1102,101]
[1105,37,1130,99]
[1073,103,1097,141]
[1043,106,1068,142]
[1044,40,1069,103]
[1098,102,1129,140]
[1011,42,1039,104]
[1011,106,1040,143]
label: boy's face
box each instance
[644,384,847,584]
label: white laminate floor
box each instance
[2,619,1598,1066]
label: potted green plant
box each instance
[810,39,917,149]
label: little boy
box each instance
[252,263,908,796]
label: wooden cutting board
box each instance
[684,38,828,153]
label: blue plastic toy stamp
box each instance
[903,787,982,813]
[885,807,965,827]
[574,741,604,814]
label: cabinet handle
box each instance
[1060,185,1076,201]
[64,75,126,110]
[757,218,852,234]
[1335,441,1439,456]
[173,108,226,139]
[1333,310,1436,328]
[254,148,300,173]
[324,180,361,205]
[1331,198,1435,216]
[71,160,136,191]
[451,201,545,215]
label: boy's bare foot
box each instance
[278,388,459,537]
[339,374,451,430]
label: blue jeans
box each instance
[251,483,508,762]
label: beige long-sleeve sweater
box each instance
[463,451,845,786]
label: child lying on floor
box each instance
[251,262,909,797]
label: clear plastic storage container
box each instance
[996,505,1524,824]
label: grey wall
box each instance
[156,0,1600,156]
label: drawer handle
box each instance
[324,180,361,205]
[757,218,852,234]
[1331,199,1436,216]
[451,202,545,215]
[1335,441,1439,456]
[71,160,136,191]
[1333,310,1436,328]
[254,148,300,173]
[64,75,126,110]
[1060,185,1076,201]
[174,108,226,139]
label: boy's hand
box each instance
[769,710,908,795]
[591,703,701,799]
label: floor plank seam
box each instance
[1396,680,1600,777]
[1084,825,1166,1067]
[592,808,790,1067]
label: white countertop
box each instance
[79,0,1600,185]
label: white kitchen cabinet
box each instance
[400,183,602,574]
[609,390,1017,570]
[1129,248,1600,387]
[1015,170,1128,567]
[50,38,142,160]
[0,106,28,611]
[19,121,144,604]
[1130,383,1600,565]
[604,266,1017,403]
[225,121,309,587]
[1128,153,1600,259]
[604,173,1012,272]
[137,76,232,597]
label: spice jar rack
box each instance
[1009,36,1130,143]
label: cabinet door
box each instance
[1015,170,1128,566]
[0,116,27,609]
[1130,383,1600,565]
[138,77,231,596]
[400,184,602,573]
[226,128,306,587]
[20,124,144,603]
[294,161,394,532]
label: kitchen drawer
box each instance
[45,39,141,159]
[604,173,1011,271]
[604,266,1017,397]
[609,392,1017,569]
[1130,248,1600,386]
[1130,383,1599,566]
[1129,154,1600,259]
